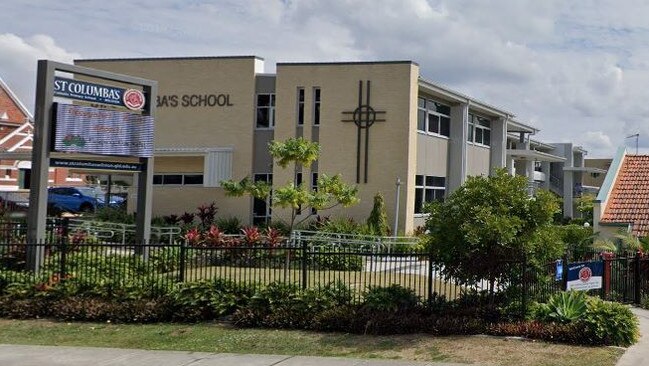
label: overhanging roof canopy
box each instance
[506,149,566,162]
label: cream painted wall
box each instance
[76,57,259,222]
[273,62,419,233]
[466,144,490,176]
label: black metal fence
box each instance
[0,238,525,304]
[1,220,648,308]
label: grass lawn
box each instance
[0,319,623,366]
[182,263,464,299]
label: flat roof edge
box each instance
[277,60,418,66]
[76,56,264,62]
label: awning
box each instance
[506,149,566,162]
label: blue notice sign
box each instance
[53,77,145,110]
[567,261,603,291]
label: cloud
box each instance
[581,131,613,151]
[0,33,80,111]
[0,0,648,158]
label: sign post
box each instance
[28,60,157,269]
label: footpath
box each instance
[0,344,467,366]
[616,307,649,366]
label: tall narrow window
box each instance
[313,87,321,126]
[256,93,275,129]
[297,88,305,126]
[311,172,318,214]
[253,173,273,225]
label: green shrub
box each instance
[535,291,587,324]
[581,298,639,347]
[363,284,420,313]
[312,245,363,271]
[215,216,242,234]
[366,193,390,236]
[90,206,135,224]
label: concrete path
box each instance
[0,344,468,366]
[616,307,649,366]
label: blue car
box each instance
[48,187,122,213]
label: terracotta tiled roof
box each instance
[601,155,649,236]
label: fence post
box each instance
[301,234,308,290]
[427,247,434,304]
[521,257,528,318]
[561,255,568,291]
[178,240,186,283]
[635,251,642,304]
[59,217,69,283]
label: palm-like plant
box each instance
[536,291,588,324]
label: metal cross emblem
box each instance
[341,80,386,183]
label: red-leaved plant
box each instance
[196,202,218,227]
[180,212,195,225]
[241,226,261,246]
[204,225,227,247]
[184,227,202,246]
[265,227,284,248]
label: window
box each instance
[152,173,204,186]
[297,88,305,126]
[414,175,445,214]
[313,87,321,126]
[417,97,450,137]
[295,172,303,215]
[256,93,275,129]
[311,172,318,215]
[467,113,491,146]
[253,173,272,226]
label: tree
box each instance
[575,193,596,224]
[366,193,390,236]
[221,137,359,232]
[424,169,562,291]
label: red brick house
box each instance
[0,77,84,192]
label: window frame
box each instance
[467,113,491,147]
[414,174,446,215]
[297,87,305,126]
[313,87,321,126]
[252,173,273,225]
[255,93,276,129]
[152,173,205,186]
[417,97,451,138]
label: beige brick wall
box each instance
[273,62,419,233]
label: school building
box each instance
[75,56,605,233]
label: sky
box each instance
[1,0,648,157]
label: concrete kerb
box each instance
[0,344,470,366]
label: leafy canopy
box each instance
[222,138,358,231]
[424,169,562,286]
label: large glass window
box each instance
[414,175,445,214]
[297,88,305,126]
[253,173,273,225]
[417,97,450,137]
[152,173,204,186]
[313,87,321,126]
[467,113,491,146]
[256,94,275,129]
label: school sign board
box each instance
[53,76,146,110]
[566,261,603,291]
[53,103,154,157]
